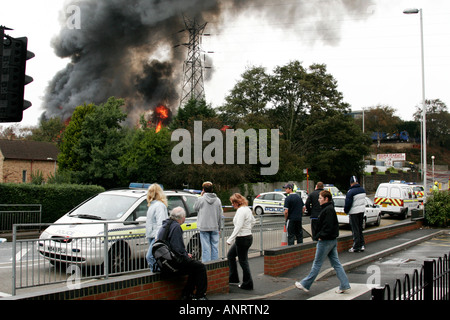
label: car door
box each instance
[364,197,377,224]
[273,193,285,214]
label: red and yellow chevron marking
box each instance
[374,197,403,206]
[414,191,424,198]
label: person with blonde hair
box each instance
[227,193,256,290]
[145,183,168,271]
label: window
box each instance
[167,196,185,212]
[273,194,284,201]
[390,187,401,198]
[377,186,388,197]
[22,170,27,183]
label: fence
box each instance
[371,252,449,300]
[11,214,287,296]
[0,204,42,232]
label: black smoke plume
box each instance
[43,0,373,124]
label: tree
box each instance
[120,126,172,185]
[302,114,371,189]
[170,98,217,130]
[58,103,96,172]
[218,66,271,128]
[27,117,66,145]
[58,97,128,189]
[267,62,350,153]
[414,99,450,148]
[364,105,401,135]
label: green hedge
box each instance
[425,190,450,228]
[0,184,105,223]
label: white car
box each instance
[333,196,381,229]
[252,191,287,215]
[38,187,201,273]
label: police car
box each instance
[333,196,381,229]
[252,191,287,215]
[38,185,201,273]
[323,184,344,196]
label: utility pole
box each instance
[178,15,209,108]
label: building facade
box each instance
[0,140,59,184]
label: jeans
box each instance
[349,212,365,250]
[146,238,156,271]
[227,235,253,289]
[200,230,219,262]
[300,239,350,291]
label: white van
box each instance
[374,181,420,219]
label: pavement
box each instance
[210,227,450,300]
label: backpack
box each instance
[152,219,183,273]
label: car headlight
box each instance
[39,231,51,240]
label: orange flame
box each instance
[155,105,169,133]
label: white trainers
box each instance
[335,287,351,294]
[295,281,309,293]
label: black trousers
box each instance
[227,235,253,289]
[180,259,208,298]
[287,219,303,245]
[349,212,365,250]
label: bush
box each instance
[0,183,105,223]
[425,190,450,227]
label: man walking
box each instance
[344,176,366,252]
[283,183,304,245]
[194,181,223,262]
[304,182,324,239]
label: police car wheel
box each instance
[254,206,264,215]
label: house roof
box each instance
[0,140,59,161]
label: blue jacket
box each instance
[344,183,366,214]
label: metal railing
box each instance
[11,214,287,295]
[371,252,449,300]
[0,204,42,232]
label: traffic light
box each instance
[1,33,34,122]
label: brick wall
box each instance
[264,220,423,277]
[1,159,57,183]
[12,260,229,301]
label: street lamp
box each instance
[403,8,427,200]
[431,155,435,183]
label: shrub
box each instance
[425,190,450,227]
[0,183,105,223]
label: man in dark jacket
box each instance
[157,206,208,300]
[344,176,367,252]
[304,181,324,239]
[295,190,351,294]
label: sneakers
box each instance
[335,287,351,294]
[348,247,365,253]
[295,281,309,293]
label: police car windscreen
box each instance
[69,194,138,220]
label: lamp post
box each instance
[403,8,427,201]
[431,155,435,183]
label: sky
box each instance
[1,0,450,129]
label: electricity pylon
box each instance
[178,15,208,108]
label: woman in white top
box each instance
[227,193,256,290]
